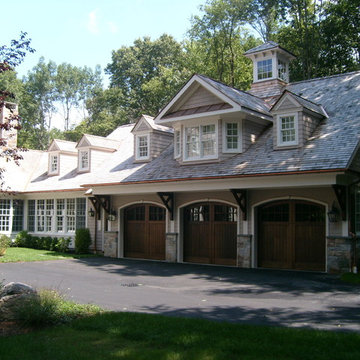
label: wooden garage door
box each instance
[124,204,166,260]
[184,203,237,266]
[258,200,325,271]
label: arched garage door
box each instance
[124,204,166,260]
[257,200,325,271]
[183,202,237,266]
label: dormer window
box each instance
[49,154,59,175]
[257,59,272,80]
[277,113,298,147]
[223,121,241,153]
[79,150,90,171]
[136,134,150,161]
[184,122,217,161]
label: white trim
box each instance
[222,119,242,153]
[276,113,299,147]
[251,196,329,270]
[135,133,150,161]
[174,128,181,159]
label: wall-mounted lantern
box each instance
[327,202,340,223]
[88,208,95,217]
[107,210,116,222]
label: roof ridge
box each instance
[288,70,360,86]
[283,89,323,107]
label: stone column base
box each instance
[166,233,178,262]
[237,234,252,268]
[103,231,118,258]
[327,236,354,273]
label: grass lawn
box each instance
[341,272,360,285]
[0,247,97,263]
[0,312,359,360]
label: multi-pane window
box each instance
[27,198,86,233]
[225,122,240,152]
[278,59,287,81]
[50,154,58,174]
[13,200,24,232]
[185,124,216,160]
[257,59,272,80]
[137,135,149,159]
[0,199,11,231]
[79,150,89,171]
[174,130,181,158]
[279,115,297,145]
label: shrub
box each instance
[0,234,11,256]
[75,228,92,254]
[15,289,103,327]
[14,230,32,248]
[55,237,71,253]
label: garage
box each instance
[124,204,166,260]
[257,200,326,271]
[183,202,237,266]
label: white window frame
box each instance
[48,153,59,175]
[174,129,181,159]
[78,149,90,172]
[222,120,242,153]
[277,113,299,147]
[135,134,150,161]
[183,120,218,162]
[257,58,273,81]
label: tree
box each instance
[0,32,34,189]
[188,0,260,89]
[105,34,188,120]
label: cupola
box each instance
[244,41,296,99]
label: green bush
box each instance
[15,289,102,327]
[75,228,92,254]
[14,230,31,247]
[55,237,71,253]
[0,234,11,255]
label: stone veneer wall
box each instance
[326,236,359,273]
[237,235,252,268]
[103,231,118,258]
[166,233,177,262]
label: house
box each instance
[1,41,360,273]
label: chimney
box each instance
[244,41,296,102]
[0,102,18,148]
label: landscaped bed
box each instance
[0,311,360,360]
[0,247,98,263]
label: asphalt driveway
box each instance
[1,257,360,332]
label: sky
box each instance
[3,0,205,79]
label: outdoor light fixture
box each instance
[88,208,95,217]
[107,210,116,222]
[327,202,340,223]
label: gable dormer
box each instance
[47,139,77,176]
[154,74,272,163]
[271,90,328,149]
[76,134,120,172]
[244,42,296,99]
[132,115,173,162]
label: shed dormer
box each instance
[76,134,120,173]
[132,115,173,162]
[271,90,328,149]
[244,42,296,99]
[47,139,77,176]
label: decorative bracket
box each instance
[89,195,111,220]
[157,192,174,220]
[332,185,347,221]
[230,189,247,221]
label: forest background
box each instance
[1,0,359,150]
